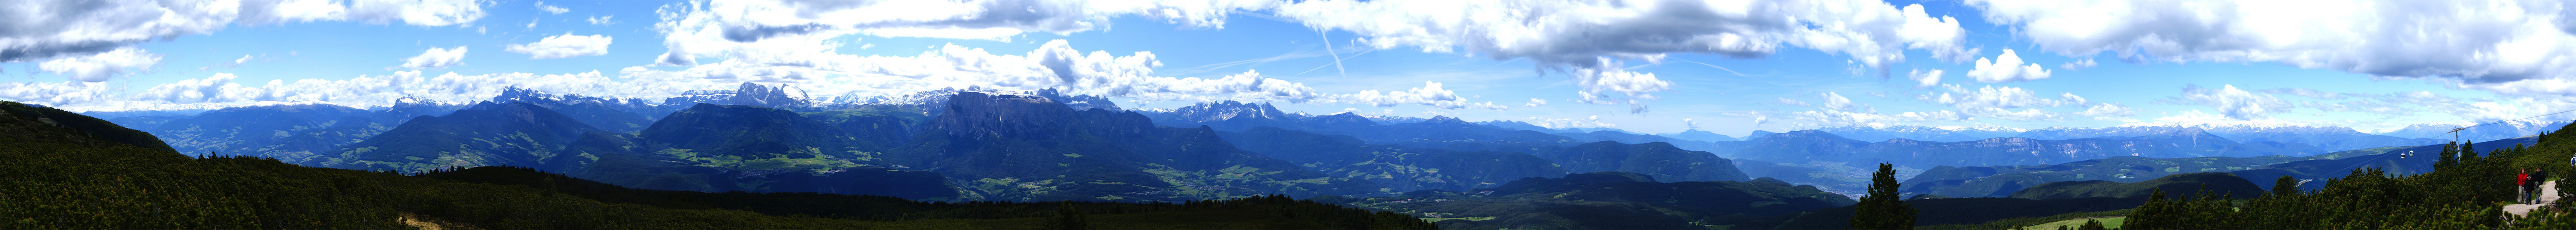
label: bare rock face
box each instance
[932,91,1076,140]
[1163,100,1289,123]
[659,82,814,110]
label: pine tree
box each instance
[2438,142,2459,169]
[1850,163,1916,230]
[2272,175,2300,197]
[1051,202,1090,230]
[2127,189,2169,230]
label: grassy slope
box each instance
[2019,217,2124,230]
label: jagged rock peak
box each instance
[494,86,563,102]
[1168,100,1288,122]
[661,82,815,109]
[932,91,1076,140]
[1035,88,1120,111]
[1423,115,1468,124]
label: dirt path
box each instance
[2505,181,2559,216]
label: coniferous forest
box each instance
[0,101,1434,229]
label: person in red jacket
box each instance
[2520,169,2533,204]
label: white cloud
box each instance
[506,33,613,59]
[1571,58,1671,113]
[1964,49,2051,83]
[1775,98,1811,107]
[627,39,1511,110]
[534,1,568,14]
[1907,69,1944,88]
[1525,98,1547,107]
[1526,116,1617,129]
[0,81,115,107]
[0,0,486,64]
[2074,103,2137,121]
[1920,84,2086,109]
[1732,109,1973,130]
[2165,84,2291,120]
[345,0,486,26]
[399,46,468,69]
[1915,84,2088,121]
[29,69,726,112]
[38,48,162,82]
[587,15,614,25]
[1819,92,1867,113]
[2059,58,2097,70]
[1972,0,2576,94]
[1273,0,1973,112]
[2255,88,2347,99]
[649,0,1271,66]
[1332,81,1507,110]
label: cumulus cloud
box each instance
[1972,0,2576,94]
[0,69,623,112]
[1525,98,1547,107]
[1819,92,1867,113]
[505,33,612,59]
[1572,58,1671,113]
[588,15,614,25]
[1920,85,2086,109]
[638,0,1972,113]
[1907,69,1944,88]
[534,1,568,14]
[1526,115,1618,129]
[1775,98,1811,107]
[399,46,468,69]
[2059,58,2097,70]
[2074,103,2137,121]
[1729,109,1972,130]
[0,0,485,66]
[1912,84,2089,121]
[1274,0,1973,112]
[1964,49,2051,83]
[2256,88,2347,99]
[650,0,1271,66]
[0,81,115,107]
[2165,84,2291,120]
[38,48,162,82]
[1333,81,1508,110]
[627,39,1511,110]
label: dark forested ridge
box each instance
[0,101,1435,229]
[1336,172,1855,230]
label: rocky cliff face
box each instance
[659,82,815,110]
[1162,100,1289,123]
[930,92,1077,140]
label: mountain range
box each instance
[49,85,2573,229]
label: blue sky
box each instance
[5,0,2573,136]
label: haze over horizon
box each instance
[9,0,2576,136]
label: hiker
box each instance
[2521,169,2534,204]
[2542,168,2555,203]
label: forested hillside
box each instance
[0,101,1434,229]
